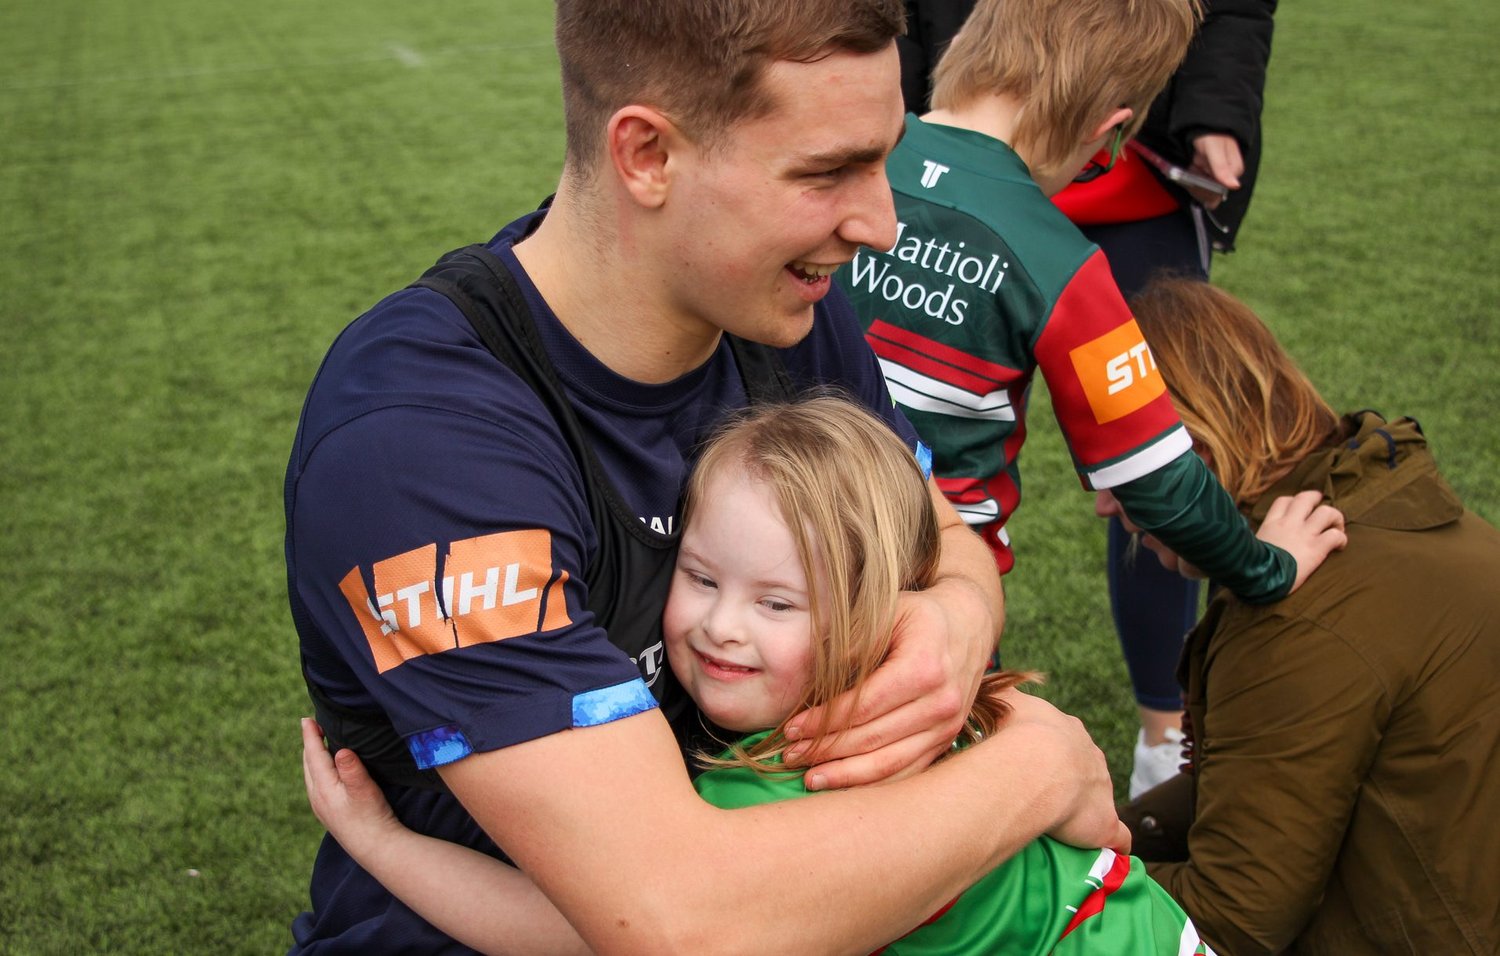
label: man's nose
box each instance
[839,164,898,253]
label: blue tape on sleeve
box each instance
[572,678,658,728]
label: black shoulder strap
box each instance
[414,244,671,555]
[422,244,794,405]
[727,329,797,405]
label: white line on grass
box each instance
[389,44,425,68]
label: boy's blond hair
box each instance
[684,396,1028,774]
[555,0,904,177]
[931,0,1201,177]
[1131,277,1342,506]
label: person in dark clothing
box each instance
[286,1,1130,952]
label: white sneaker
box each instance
[1129,727,1185,799]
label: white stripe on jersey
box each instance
[879,358,1016,422]
[1085,847,1119,888]
[954,498,1000,525]
[1086,426,1193,490]
[1179,918,1216,956]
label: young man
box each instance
[838,0,1325,599]
[285,1,1126,952]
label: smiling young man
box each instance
[286,1,1126,952]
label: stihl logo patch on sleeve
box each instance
[339,529,571,673]
[1068,320,1166,424]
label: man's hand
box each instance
[783,479,1000,791]
[782,580,991,789]
[998,688,1132,854]
[301,717,403,857]
[1188,132,1244,209]
[1256,490,1347,593]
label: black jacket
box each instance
[1138,0,1276,250]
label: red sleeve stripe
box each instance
[867,319,1021,382]
[1058,848,1132,941]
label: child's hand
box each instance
[1255,490,1347,593]
[301,718,402,857]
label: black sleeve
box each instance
[1139,0,1277,249]
[1166,0,1277,153]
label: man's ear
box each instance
[1086,107,1134,147]
[607,106,679,209]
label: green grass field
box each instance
[3,0,1496,950]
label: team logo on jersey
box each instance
[634,640,667,688]
[339,529,572,673]
[919,159,950,188]
[1068,320,1166,424]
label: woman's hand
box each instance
[301,718,403,857]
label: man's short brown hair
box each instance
[555,0,904,174]
[931,0,1201,176]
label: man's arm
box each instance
[782,478,1002,789]
[443,692,1122,956]
[1149,613,1382,954]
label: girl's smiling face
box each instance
[663,466,815,733]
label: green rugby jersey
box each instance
[837,116,1296,604]
[696,733,1215,954]
[838,116,1189,572]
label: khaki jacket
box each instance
[1135,413,1500,954]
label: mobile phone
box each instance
[1128,141,1230,200]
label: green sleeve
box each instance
[1110,451,1295,604]
[693,762,811,810]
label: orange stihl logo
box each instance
[339,529,571,673]
[1068,320,1166,424]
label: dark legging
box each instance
[1081,209,1207,710]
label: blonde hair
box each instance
[930,0,1201,177]
[683,396,1030,773]
[555,0,904,177]
[1131,277,1343,505]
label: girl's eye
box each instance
[686,571,716,589]
[760,598,794,613]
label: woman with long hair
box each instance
[1098,277,1500,954]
